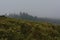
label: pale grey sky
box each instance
[0,0,59,18]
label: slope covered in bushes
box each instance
[0,16,60,40]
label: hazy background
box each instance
[0,0,59,19]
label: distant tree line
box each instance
[7,12,41,21]
[2,12,60,24]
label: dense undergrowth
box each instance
[0,17,60,40]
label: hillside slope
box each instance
[8,13,60,24]
[0,16,60,40]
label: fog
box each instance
[0,0,59,19]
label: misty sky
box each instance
[0,0,60,18]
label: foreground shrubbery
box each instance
[0,17,60,40]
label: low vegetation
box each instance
[0,16,60,40]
